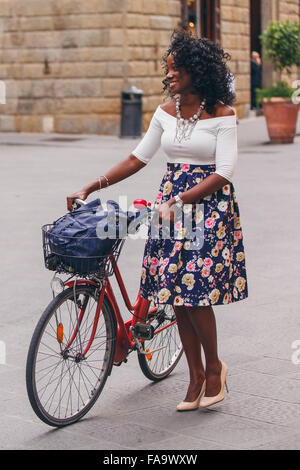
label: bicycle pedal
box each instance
[140,346,167,355]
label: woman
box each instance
[67,30,248,411]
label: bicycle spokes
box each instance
[138,304,183,381]
[26,286,116,426]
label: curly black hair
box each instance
[161,29,235,116]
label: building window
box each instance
[181,0,221,43]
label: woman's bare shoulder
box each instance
[215,103,236,117]
[160,100,235,118]
[160,100,176,116]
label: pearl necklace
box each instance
[174,96,206,143]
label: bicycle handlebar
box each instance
[72,198,153,212]
[71,198,88,211]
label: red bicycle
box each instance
[26,198,183,427]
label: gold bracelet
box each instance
[98,175,109,191]
[102,175,109,187]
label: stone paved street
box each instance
[1,112,300,450]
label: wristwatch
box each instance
[174,193,184,208]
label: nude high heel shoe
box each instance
[199,361,229,409]
[176,380,206,411]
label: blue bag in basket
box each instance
[46,198,131,274]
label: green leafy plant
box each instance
[257,20,300,101]
[255,80,295,106]
[259,19,300,76]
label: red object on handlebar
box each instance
[133,199,147,209]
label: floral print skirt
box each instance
[139,162,248,307]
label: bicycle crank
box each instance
[130,325,167,357]
[139,345,167,355]
[131,322,154,340]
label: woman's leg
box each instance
[173,305,205,401]
[185,305,222,397]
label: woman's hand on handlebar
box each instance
[67,190,88,212]
[158,201,175,223]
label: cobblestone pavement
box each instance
[1,113,300,450]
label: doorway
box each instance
[181,0,221,43]
[250,0,262,56]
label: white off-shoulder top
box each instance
[131,104,238,183]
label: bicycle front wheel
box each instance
[138,303,183,381]
[26,285,116,427]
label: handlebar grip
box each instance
[74,198,87,206]
[72,198,87,211]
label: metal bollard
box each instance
[120,85,143,138]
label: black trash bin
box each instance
[120,85,143,138]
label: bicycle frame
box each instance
[63,255,176,364]
[26,198,184,428]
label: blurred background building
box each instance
[0,0,299,135]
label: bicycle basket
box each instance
[42,226,125,276]
[42,198,130,276]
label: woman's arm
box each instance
[157,173,229,223]
[66,154,146,211]
[160,107,237,220]
[67,106,163,211]
[167,173,230,208]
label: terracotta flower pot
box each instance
[262,97,299,143]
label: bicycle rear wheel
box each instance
[138,303,183,381]
[26,285,116,427]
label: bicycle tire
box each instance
[138,304,183,382]
[26,285,117,427]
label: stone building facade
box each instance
[0,0,299,135]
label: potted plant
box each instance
[257,19,300,143]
